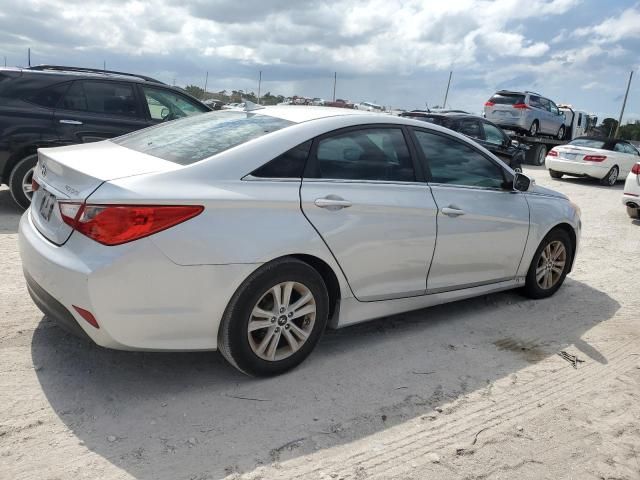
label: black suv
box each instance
[400,111,526,172]
[0,65,211,208]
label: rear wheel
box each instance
[528,144,547,166]
[9,154,38,210]
[549,169,563,179]
[556,125,565,140]
[522,229,573,299]
[599,166,619,186]
[218,258,329,376]
[528,120,539,137]
[627,206,640,219]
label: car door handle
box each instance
[59,119,83,125]
[441,206,465,217]
[314,197,352,210]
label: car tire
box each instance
[627,206,640,219]
[556,125,565,140]
[522,228,573,299]
[549,169,563,179]
[9,154,38,210]
[528,120,539,137]
[599,166,619,186]
[218,257,329,377]
[530,144,547,166]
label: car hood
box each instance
[529,183,568,200]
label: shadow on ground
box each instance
[32,278,618,479]
[0,188,23,234]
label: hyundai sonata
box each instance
[20,106,581,376]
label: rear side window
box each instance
[311,128,415,182]
[251,141,312,178]
[61,81,139,117]
[488,93,525,105]
[26,82,70,108]
[413,129,504,189]
[113,111,294,165]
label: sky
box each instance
[1,0,639,121]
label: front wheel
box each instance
[218,258,329,376]
[9,154,38,209]
[522,229,573,299]
[599,166,619,186]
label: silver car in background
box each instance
[19,106,581,376]
[484,90,566,139]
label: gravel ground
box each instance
[1,165,639,480]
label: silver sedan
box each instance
[19,105,581,376]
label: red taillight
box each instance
[632,163,640,175]
[58,203,203,246]
[547,149,558,157]
[73,305,99,329]
[583,155,607,162]
[512,103,530,110]
[32,178,40,192]
[484,101,495,107]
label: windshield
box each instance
[569,138,606,149]
[113,111,294,165]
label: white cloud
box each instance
[574,5,640,43]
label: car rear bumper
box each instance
[19,211,259,351]
[545,158,609,179]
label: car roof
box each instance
[0,65,165,85]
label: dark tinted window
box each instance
[482,122,506,145]
[458,119,481,138]
[488,93,525,105]
[413,129,504,188]
[313,128,415,181]
[61,81,139,117]
[114,111,293,165]
[26,82,70,108]
[252,141,312,178]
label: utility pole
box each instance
[443,71,452,109]
[3,56,6,67]
[28,48,31,67]
[614,70,633,138]
[103,60,106,71]
[332,71,337,102]
[257,70,262,104]
[203,71,208,99]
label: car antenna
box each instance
[242,99,266,112]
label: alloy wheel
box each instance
[247,281,316,361]
[535,240,566,290]
[22,167,35,201]
[529,122,538,136]
[607,167,618,185]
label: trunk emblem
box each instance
[40,162,47,177]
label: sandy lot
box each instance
[1,165,639,480]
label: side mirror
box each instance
[513,172,534,192]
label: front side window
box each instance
[538,98,551,112]
[61,81,139,117]
[482,122,506,145]
[142,86,208,121]
[251,141,312,178]
[614,143,627,153]
[312,128,415,182]
[413,129,505,189]
[113,111,294,165]
[549,100,560,115]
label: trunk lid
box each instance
[31,141,181,245]
[553,145,607,162]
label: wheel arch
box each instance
[543,222,577,272]
[289,253,341,324]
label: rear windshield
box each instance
[113,111,294,165]
[569,138,606,149]
[401,114,444,125]
[489,93,525,105]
